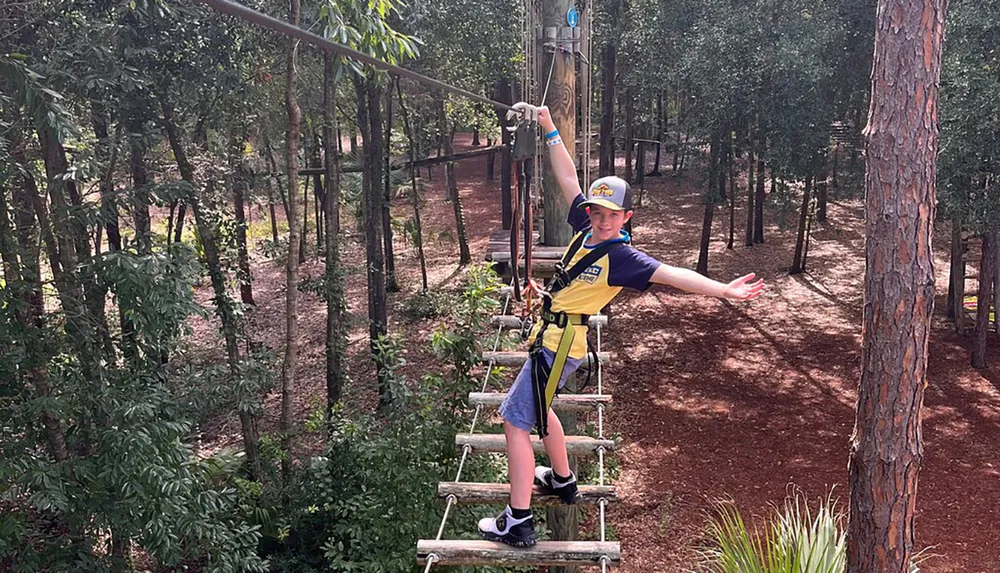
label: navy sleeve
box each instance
[607,246,661,291]
[567,194,591,233]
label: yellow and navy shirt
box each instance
[532,195,661,358]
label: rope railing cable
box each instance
[191,0,518,113]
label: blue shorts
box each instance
[498,347,586,432]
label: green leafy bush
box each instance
[697,489,926,573]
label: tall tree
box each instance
[281,0,302,482]
[322,52,347,414]
[846,1,947,571]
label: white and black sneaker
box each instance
[477,506,537,547]
[534,466,580,504]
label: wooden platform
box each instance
[416,540,620,566]
[438,481,616,506]
[455,433,614,456]
[486,229,566,279]
[468,391,611,412]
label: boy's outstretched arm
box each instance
[536,106,583,207]
[650,265,765,301]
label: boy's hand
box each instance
[722,273,765,301]
[536,106,555,132]
[524,277,547,300]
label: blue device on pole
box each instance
[567,6,579,28]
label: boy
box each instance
[477,104,765,547]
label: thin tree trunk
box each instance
[746,145,755,247]
[791,176,813,274]
[816,153,829,223]
[232,140,255,306]
[356,76,390,409]
[496,79,515,230]
[159,88,262,480]
[753,145,766,244]
[3,176,69,463]
[299,156,308,264]
[623,90,634,183]
[281,0,302,482]
[323,53,347,416]
[173,202,186,242]
[383,87,400,293]
[599,43,616,177]
[651,90,663,176]
[972,231,994,368]
[946,215,962,320]
[846,0,946,569]
[696,130,720,276]
[311,131,324,251]
[398,78,429,292]
[727,132,735,249]
[128,118,152,254]
[440,102,471,265]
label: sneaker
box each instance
[477,506,537,547]
[534,465,580,504]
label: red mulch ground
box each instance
[193,133,1000,571]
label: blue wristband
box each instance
[544,129,559,140]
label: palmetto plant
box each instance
[697,489,925,573]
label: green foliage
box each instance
[269,336,453,573]
[697,489,926,573]
[0,246,265,572]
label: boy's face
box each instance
[585,204,633,242]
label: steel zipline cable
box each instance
[190,0,518,114]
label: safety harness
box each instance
[530,232,628,437]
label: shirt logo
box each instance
[580,264,602,284]
[592,183,614,197]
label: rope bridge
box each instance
[415,277,620,570]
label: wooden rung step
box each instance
[490,249,566,263]
[469,392,612,412]
[491,314,608,327]
[483,351,610,367]
[438,482,616,506]
[456,434,614,456]
[417,540,620,566]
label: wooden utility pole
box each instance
[540,0,577,247]
[846,0,947,570]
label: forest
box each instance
[1,0,998,572]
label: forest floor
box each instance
[190,133,1000,572]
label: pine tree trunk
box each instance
[311,131,324,251]
[599,43,616,177]
[398,79,429,292]
[281,0,302,482]
[972,231,994,368]
[846,0,946,569]
[323,53,348,414]
[383,88,400,293]
[791,176,813,274]
[472,127,480,146]
[356,76,390,409]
